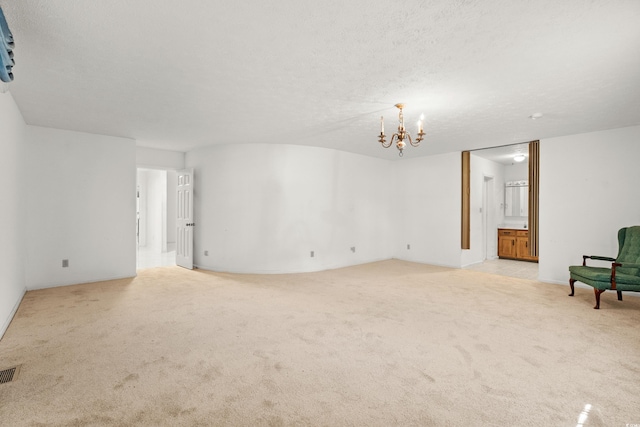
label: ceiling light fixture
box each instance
[529,112,543,120]
[0,7,16,83]
[378,103,425,157]
[514,154,526,162]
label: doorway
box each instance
[464,142,539,279]
[136,168,178,269]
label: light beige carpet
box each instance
[1,260,639,426]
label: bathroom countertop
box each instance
[498,225,528,230]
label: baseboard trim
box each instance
[27,274,136,291]
[194,257,394,275]
[0,287,27,341]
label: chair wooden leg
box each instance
[617,291,623,301]
[594,288,605,309]
[569,279,576,296]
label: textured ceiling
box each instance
[1,0,639,159]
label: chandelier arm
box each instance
[380,134,392,148]
[383,133,396,148]
[407,133,420,147]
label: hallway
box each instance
[464,258,538,281]
[136,243,176,270]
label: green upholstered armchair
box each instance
[569,226,640,309]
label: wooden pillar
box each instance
[461,151,470,249]
[528,141,540,259]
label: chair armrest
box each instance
[603,262,640,291]
[614,262,640,270]
[582,255,616,266]
[610,263,623,290]
[608,262,640,288]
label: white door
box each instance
[176,169,194,269]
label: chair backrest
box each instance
[616,226,640,276]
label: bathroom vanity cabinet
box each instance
[497,228,537,262]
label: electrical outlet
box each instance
[62,259,69,268]
[310,251,314,258]
[204,250,209,256]
[407,244,411,250]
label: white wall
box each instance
[6,110,638,315]
[539,126,640,284]
[136,146,185,170]
[392,152,463,268]
[0,92,27,338]
[25,126,137,289]
[504,161,528,182]
[186,144,393,273]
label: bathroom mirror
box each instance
[505,181,528,217]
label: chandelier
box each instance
[378,103,424,156]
